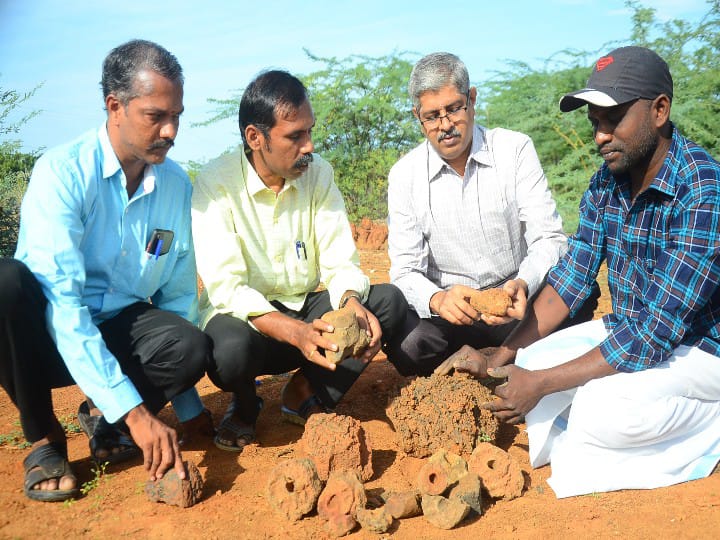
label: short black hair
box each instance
[101,39,183,105]
[238,70,308,149]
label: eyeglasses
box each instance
[418,92,470,129]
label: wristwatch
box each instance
[339,291,362,308]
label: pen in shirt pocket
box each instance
[154,239,163,260]
[145,229,174,259]
[295,240,307,260]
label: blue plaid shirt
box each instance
[548,126,720,372]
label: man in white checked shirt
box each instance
[386,52,598,376]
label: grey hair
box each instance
[101,39,183,105]
[408,52,469,109]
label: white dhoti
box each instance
[516,319,720,498]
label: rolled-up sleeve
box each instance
[602,196,720,371]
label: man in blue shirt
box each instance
[442,46,720,497]
[0,39,211,502]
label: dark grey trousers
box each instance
[204,283,408,423]
[0,258,210,442]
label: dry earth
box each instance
[1,241,719,539]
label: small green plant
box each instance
[62,463,110,508]
[81,461,109,496]
[0,415,81,450]
[0,420,29,448]
[0,430,28,448]
[59,414,82,435]
[478,433,494,443]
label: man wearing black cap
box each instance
[443,46,720,497]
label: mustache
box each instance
[149,139,174,150]
[437,128,461,142]
[294,153,314,168]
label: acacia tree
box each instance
[200,2,718,228]
[303,50,419,220]
[198,51,420,220]
[477,0,720,232]
[0,80,42,256]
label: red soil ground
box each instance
[0,245,718,539]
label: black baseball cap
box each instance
[559,46,673,112]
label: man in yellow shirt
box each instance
[192,70,407,451]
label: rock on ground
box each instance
[421,493,471,530]
[144,460,203,508]
[317,470,367,537]
[356,505,393,533]
[416,449,468,496]
[447,472,483,515]
[383,490,422,519]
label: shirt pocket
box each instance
[483,204,517,256]
[290,240,312,284]
[135,253,170,298]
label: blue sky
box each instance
[0,0,709,166]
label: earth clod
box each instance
[466,288,512,316]
[299,412,373,482]
[386,373,499,457]
[468,442,524,501]
[321,307,371,364]
[266,457,323,521]
[317,470,367,537]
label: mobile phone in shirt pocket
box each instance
[145,229,174,258]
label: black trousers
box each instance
[0,258,210,443]
[386,282,602,377]
[204,283,408,424]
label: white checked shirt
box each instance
[388,125,567,318]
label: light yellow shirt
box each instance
[192,148,369,328]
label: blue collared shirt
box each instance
[549,126,720,372]
[15,124,198,422]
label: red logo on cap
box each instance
[596,55,614,71]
